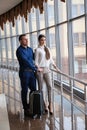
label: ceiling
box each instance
[0,0,22,15]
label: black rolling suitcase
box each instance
[29,90,44,118]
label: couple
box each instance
[16,34,60,117]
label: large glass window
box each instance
[5,22,10,36]
[32,33,38,49]
[58,0,67,22]
[59,24,69,82]
[17,16,22,34]
[72,18,86,82]
[11,37,17,60]
[49,28,56,60]
[1,39,6,62]
[82,60,87,73]
[48,0,54,26]
[31,8,37,31]
[0,0,86,98]
[39,8,45,29]
[72,0,84,18]
[7,38,12,60]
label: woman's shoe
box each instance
[45,109,48,113]
[48,103,53,115]
[49,111,53,115]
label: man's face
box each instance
[20,36,28,47]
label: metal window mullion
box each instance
[15,19,19,35]
[7,69,10,110]
[10,23,17,112]
[3,24,8,97]
[54,0,59,24]
[15,19,19,48]
[0,29,4,93]
[44,2,50,47]
[4,24,8,67]
[0,29,3,66]
[54,0,61,78]
[36,8,40,44]
[10,23,14,66]
[7,23,13,110]
[67,1,74,77]
[28,13,33,48]
[84,0,87,129]
[84,0,87,63]
[67,1,74,130]
[13,71,16,113]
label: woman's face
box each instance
[39,37,46,46]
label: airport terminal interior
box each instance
[0,0,87,130]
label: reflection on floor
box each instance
[8,92,85,130]
[0,94,10,130]
[9,112,57,130]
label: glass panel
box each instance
[24,19,29,33]
[9,70,14,87]
[5,22,10,36]
[49,28,56,62]
[63,98,72,130]
[17,16,22,34]
[58,0,67,22]
[32,33,38,50]
[39,8,45,29]
[54,91,61,129]
[0,69,2,93]
[1,39,6,62]
[0,28,5,38]
[11,37,17,59]
[15,72,20,92]
[72,18,86,83]
[11,23,16,36]
[48,0,54,26]
[73,106,85,130]
[71,0,84,18]
[31,8,37,31]
[59,24,69,82]
[7,38,12,59]
[3,69,8,94]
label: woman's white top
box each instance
[35,45,54,68]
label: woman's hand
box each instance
[53,64,61,73]
[37,67,43,72]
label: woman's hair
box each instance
[38,34,50,60]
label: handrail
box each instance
[51,68,87,130]
[51,68,87,86]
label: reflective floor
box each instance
[0,94,10,130]
[9,112,57,130]
[0,68,86,130]
[8,92,85,130]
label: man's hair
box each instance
[19,34,26,41]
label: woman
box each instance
[35,34,60,115]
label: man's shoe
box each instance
[24,109,30,117]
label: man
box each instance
[16,34,41,117]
